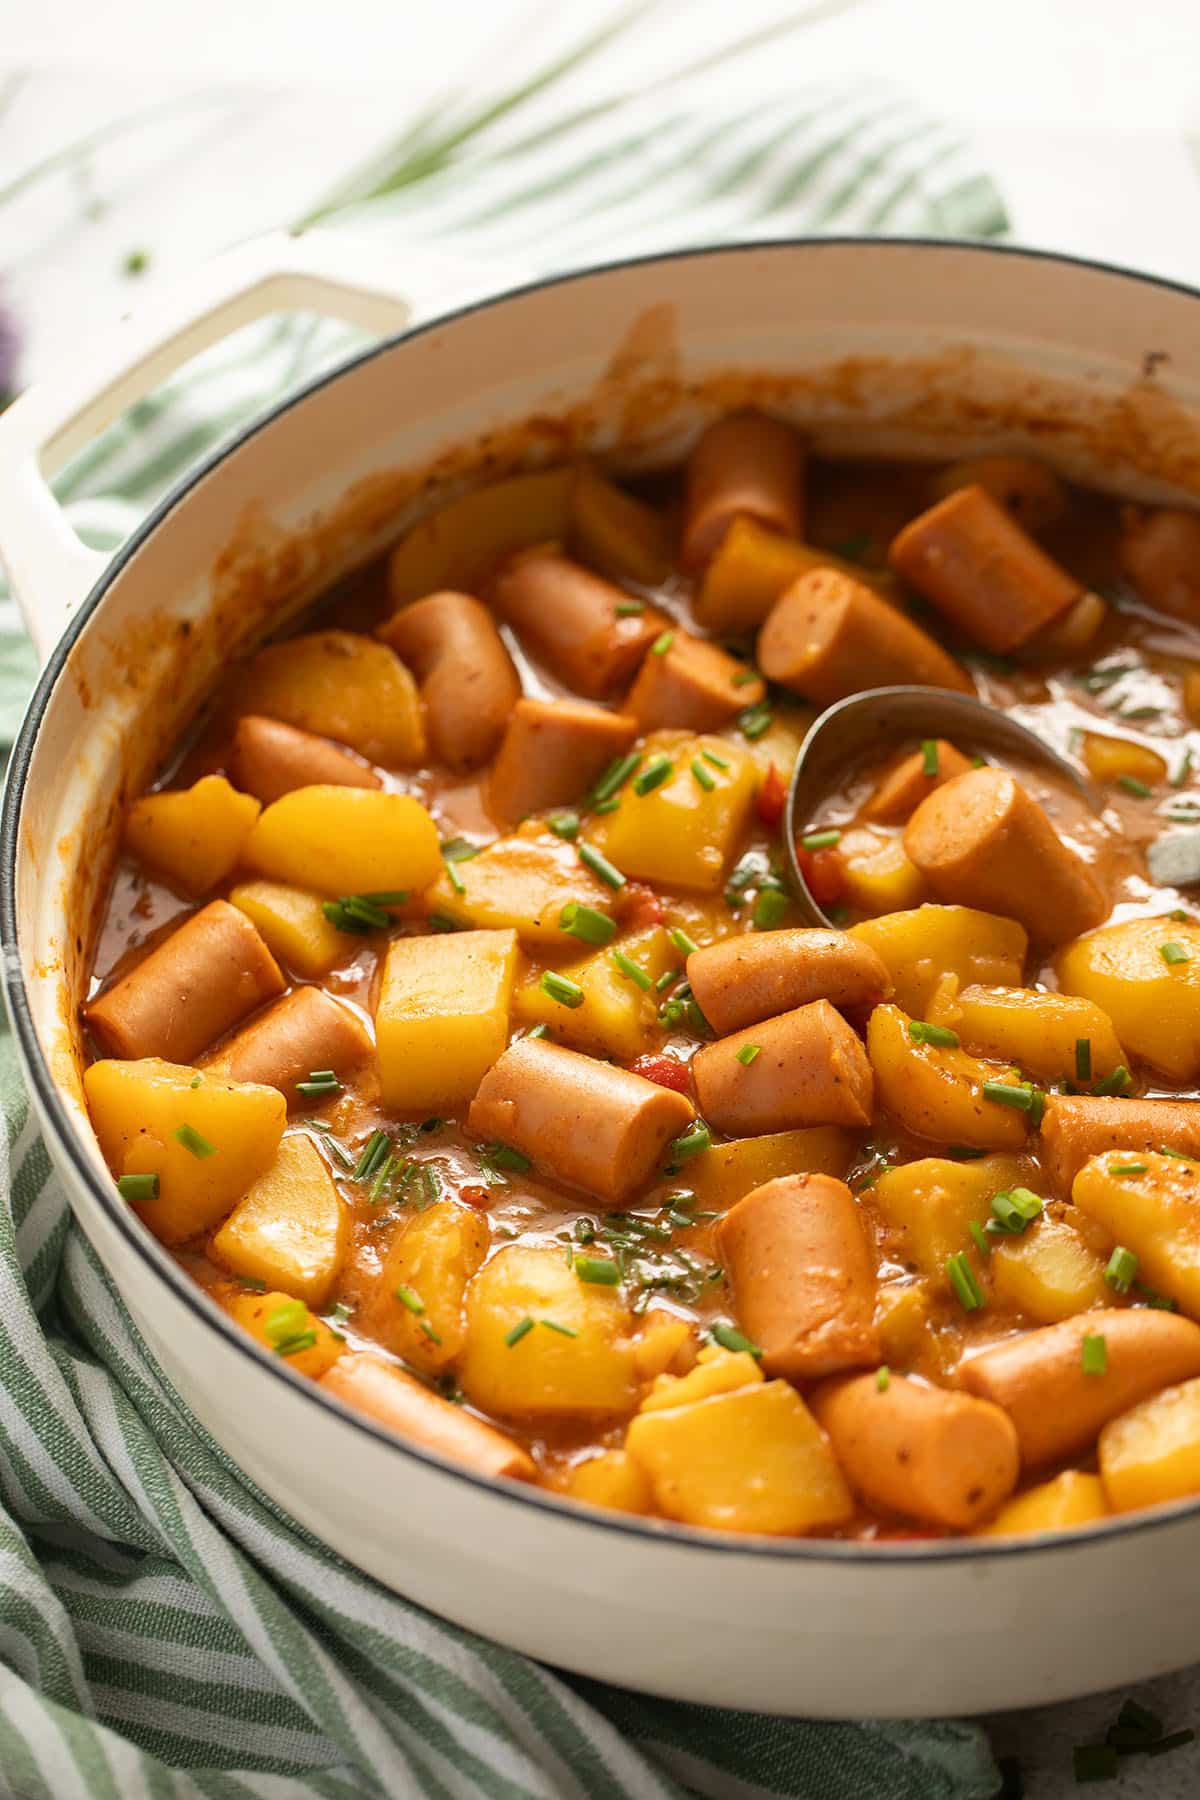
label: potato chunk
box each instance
[229,880,347,978]
[872,1155,1025,1282]
[124,775,260,896]
[1073,1149,1200,1318]
[836,827,926,916]
[640,1345,764,1412]
[426,833,612,945]
[230,631,424,765]
[361,1201,489,1371]
[224,1288,345,1380]
[867,1004,1029,1149]
[245,787,441,899]
[952,986,1125,1085]
[1056,916,1200,1080]
[1100,1377,1200,1512]
[850,905,1027,1021]
[512,926,673,1060]
[564,1450,654,1515]
[596,735,758,892]
[376,928,518,1110]
[85,1058,286,1245]
[976,1470,1109,1536]
[625,1381,853,1534]
[211,1134,348,1307]
[989,1213,1111,1324]
[460,1245,637,1419]
[388,468,573,604]
[685,1127,856,1210]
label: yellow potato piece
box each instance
[875,1281,933,1366]
[461,1245,637,1420]
[640,1346,763,1413]
[362,1201,489,1371]
[989,1213,1111,1324]
[597,735,758,893]
[626,1380,854,1534]
[426,832,612,945]
[977,1470,1109,1536]
[1081,734,1167,788]
[564,1450,654,1515]
[872,1155,1026,1282]
[376,928,518,1110]
[569,464,672,587]
[225,1288,345,1381]
[123,775,260,897]
[230,631,424,766]
[953,986,1125,1086]
[211,1135,348,1308]
[85,1058,286,1246]
[693,516,885,634]
[1100,1376,1200,1512]
[837,827,926,916]
[867,1004,1029,1150]
[388,468,573,605]
[1074,1149,1200,1318]
[685,1127,856,1210]
[512,926,673,1060]
[245,787,441,900]
[229,880,347,978]
[1056,916,1200,1080]
[632,1315,694,1381]
[850,905,1027,1022]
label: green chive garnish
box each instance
[752,887,789,930]
[731,669,759,687]
[1104,1246,1138,1293]
[1075,1038,1092,1081]
[559,901,617,946]
[1081,1333,1107,1376]
[738,702,772,741]
[540,970,585,1009]
[611,949,651,990]
[591,752,640,804]
[1171,748,1193,789]
[655,967,679,992]
[614,600,644,617]
[668,1121,711,1163]
[702,749,731,770]
[297,1069,342,1098]
[735,1044,761,1066]
[982,1081,1035,1112]
[691,758,717,791]
[427,912,461,933]
[549,812,580,841]
[1161,941,1190,966]
[526,1023,549,1040]
[650,630,675,656]
[173,1124,216,1159]
[189,1074,201,1089]
[1118,775,1152,797]
[633,754,673,795]
[352,1129,390,1181]
[968,1220,991,1259]
[323,892,398,932]
[709,1322,762,1358]
[1109,1162,1148,1176]
[1093,1065,1133,1096]
[264,1299,317,1357]
[920,739,939,777]
[946,1251,985,1311]
[117,1173,159,1202]
[908,1020,960,1049]
[574,1255,621,1286]
[505,1316,535,1347]
[990,1187,1044,1234]
[668,926,699,957]
[539,1318,579,1338]
[578,842,625,889]
[801,829,842,850]
[875,1365,890,1392]
[395,1284,426,1315]
[1160,1144,1195,1161]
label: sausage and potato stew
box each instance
[83,413,1200,1538]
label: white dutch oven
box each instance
[2,234,1200,1720]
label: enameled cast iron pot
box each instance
[2,235,1200,1719]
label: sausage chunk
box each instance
[680,411,806,570]
[926,455,1068,535]
[959,1309,1200,1469]
[484,698,637,828]
[888,484,1082,653]
[467,1037,694,1206]
[903,767,1107,944]
[378,590,521,772]
[1118,506,1200,621]
[623,630,764,732]
[862,740,973,823]
[201,986,371,1099]
[86,900,284,1064]
[691,999,874,1136]
[229,715,381,804]
[492,549,667,697]
[718,1173,879,1379]
[320,1353,534,1481]
[686,929,891,1037]
[758,568,971,703]
[810,1372,1019,1529]
[1040,1093,1200,1194]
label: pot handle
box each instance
[0,231,509,664]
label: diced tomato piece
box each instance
[458,1184,493,1210]
[796,846,847,907]
[756,762,787,830]
[618,881,664,929]
[629,1053,692,1094]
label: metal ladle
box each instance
[783,685,1103,927]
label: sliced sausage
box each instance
[1118,505,1200,621]
[862,740,973,823]
[686,929,891,1037]
[492,548,668,697]
[717,1173,879,1379]
[228,715,381,804]
[758,568,971,703]
[201,986,372,1098]
[680,411,805,570]
[958,1309,1200,1468]
[377,589,521,772]
[810,1372,1020,1528]
[926,456,1067,535]
[1040,1093,1200,1194]
[903,768,1107,944]
[466,1037,694,1206]
[320,1351,534,1481]
[888,484,1083,653]
[484,698,638,828]
[691,999,874,1136]
[86,900,284,1063]
[624,630,764,732]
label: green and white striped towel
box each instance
[0,44,1009,1800]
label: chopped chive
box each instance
[1104,1246,1139,1293]
[990,1187,1044,1233]
[1081,1332,1107,1376]
[658,999,685,1027]
[1093,1064,1133,1097]
[264,1299,316,1357]
[526,1023,549,1040]
[908,1020,960,1049]
[1108,1162,1149,1176]
[612,949,652,990]
[1160,1144,1195,1161]
[443,853,466,894]
[1072,1744,1118,1782]
[1161,941,1190,966]
[368,1155,395,1203]
[1028,1085,1046,1129]
[738,702,773,741]
[1135,1281,1179,1311]
[702,748,731,769]
[173,1124,216,1159]
[419,1318,443,1344]
[968,1220,991,1259]
[578,841,625,889]
[352,1129,389,1181]
[735,1044,762,1066]
[189,1073,201,1089]
[731,669,759,687]
[650,630,675,656]
[1171,748,1194,788]
[1117,774,1152,797]
[685,998,711,1037]
[540,970,585,1009]
[669,1121,711,1163]
[395,1284,425,1315]
[575,1255,621,1286]
[323,892,395,932]
[947,1144,986,1159]
[539,1317,579,1338]
[633,754,673,795]
[752,887,789,930]
[441,838,479,864]
[801,828,842,850]
[591,752,641,804]
[117,1172,159,1202]
[920,739,940,777]
[504,1315,535,1347]
[297,1071,342,1097]
[559,901,617,946]
[982,1080,1034,1111]
[970,755,987,768]
[655,967,680,992]
[549,811,580,841]
[1172,909,1192,923]
[1075,1037,1092,1081]
[483,1142,532,1174]
[946,1251,985,1311]
[615,599,644,617]
[427,912,461,932]
[709,1322,763,1357]
[875,1365,890,1392]
[691,758,717,791]
[668,926,699,957]
[593,794,620,815]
